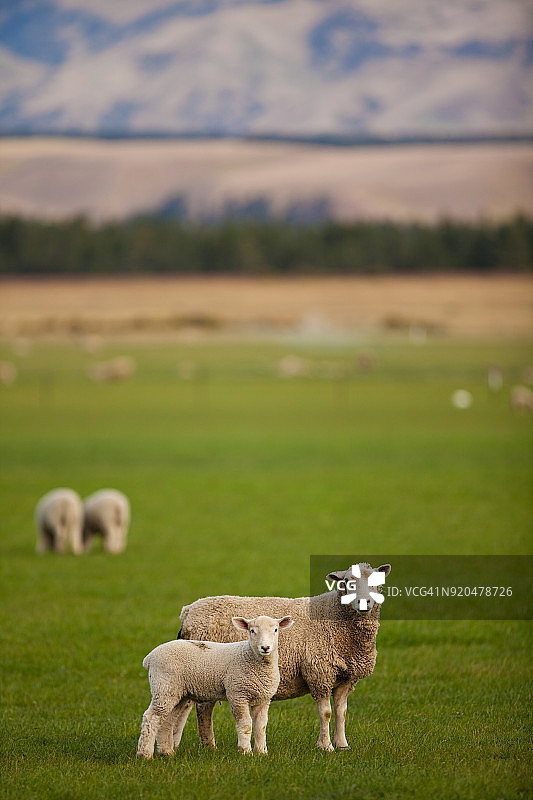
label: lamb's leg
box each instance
[314,694,334,751]
[196,701,217,748]
[250,702,270,754]
[172,699,194,748]
[156,710,176,755]
[229,700,253,754]
[137,704,162,759]
[332,684,352,749]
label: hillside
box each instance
[0,137,532,223]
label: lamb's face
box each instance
[328,563,391,615]
[232,615,294,658]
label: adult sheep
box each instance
[35,488,84,555]
[83,489,130,554]
[179,562,391,751]
[137,615,294,758]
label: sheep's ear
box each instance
[377,564,391,577]
[326,570,346,582]
[232,617,249,631]
[278,616,294,630]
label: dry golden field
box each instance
[0,274,532,340]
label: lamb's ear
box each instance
[277,616,294,630]
[377,564,391,577]
[326,570,347,582]
[232,617,249,632]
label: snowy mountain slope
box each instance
[0,0,531,138]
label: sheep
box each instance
[83,489,130,554]
[35,488,84,555]
[137,615,294,758]
[511,384,533,413]
[0,361,17,386]
[88,356,135,383]
[277,355,310,378]
[179,562,391,751]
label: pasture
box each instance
[0,333,532,800]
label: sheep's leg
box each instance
[36,527,53,554]
[82,528,92,553]
[250,702,270,754]
[314,694,334,751]
[54,529,69,554]
[172,699,194,748]
[137,704,162,759]
[229,700,253,754]
[196,702,217,748]
[332,684,352,749]
[69,526,84,556]
[104,527,122,554]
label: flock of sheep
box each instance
[27,350,530,758]
[4,353,533,413]
[35,487,130,555]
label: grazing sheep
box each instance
[487,365,503,392]
[88,356,135,383]
[137,615,294,758]
[179,562,391,751]
[35,488,84,555]
[451,389,473,409]
[277,355,310,378]
[83,489,130,554]
[511,385,533,413]
[0,362,17,386]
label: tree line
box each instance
[0,214,531,275]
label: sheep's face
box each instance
[232,615,294,658]
[327,563,391,616]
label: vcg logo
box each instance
[325,563,389,613]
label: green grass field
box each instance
[1,336,532,800]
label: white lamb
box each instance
[179,562,391,751]
[83,489,130,554]
[137,615,294,758]
[35,488,84,555]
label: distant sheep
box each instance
[83,489,130,554]
[511,385,533,413]
[179,562,391,751]
[277,355,310,378]
[88,356,135,383]
[35,488,84,555]
[487,365,503,392]
[137,615,294,758]
[0,362,17,386]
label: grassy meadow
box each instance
[0,334,532,800]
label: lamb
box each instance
[137,615,294,758]
[35,488,84,555]
[179,562,391,751]
[83,489,130,554]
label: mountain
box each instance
[1,137,532,223]
[0,0,532,140]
